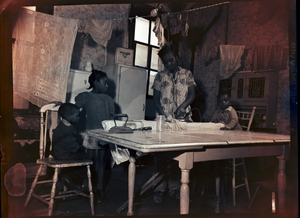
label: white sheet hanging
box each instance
[220,45,245,79]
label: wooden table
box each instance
[86,128,290,215]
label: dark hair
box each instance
[158,44,179,59]
[58,103,79,120]
[88,70,107,89]
[217,93,230,101]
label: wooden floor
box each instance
[6,156,298,218]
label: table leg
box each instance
[277,158,286,213]
[214,160,222,213]
[215,176,221,213]
[127,155,136,216]
[177,152,193,214]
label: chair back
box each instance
[236,107,256,131]
[39,103,61,159]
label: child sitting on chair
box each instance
[210,93,242,130]
[51,103,91,191]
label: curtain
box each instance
[220,45,245,79]
[250,45,288,71]
[12,8,78,107]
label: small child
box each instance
[75,69,115,203]
[51,103,91,191]
[210,93,242,130]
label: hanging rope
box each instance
[127,1,230,21]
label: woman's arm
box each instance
[175,85,195,117]
[153,89,167,117]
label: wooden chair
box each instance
[237,107,256,131]
[226,107,256,207]
[23,103,94,216]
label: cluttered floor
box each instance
[6,153,298,218]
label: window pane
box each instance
[135,44,148,68]
[148,71,157,96]
[150,21,159,46]
[134,17,149,44]
[151,47,159,70]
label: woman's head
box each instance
[158,44,179,73]
[217,93,231,110]
[88,70,108,93]
[58,103,80,124]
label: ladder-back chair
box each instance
[23,102,94,216]
[228,106,256,207]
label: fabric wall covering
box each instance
[54,4,131,70]
[12,8,78,108]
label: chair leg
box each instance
[248,186,259,210]
[242,158,251,199]
[86,165,95,216]
[24,164,44,209]
[48,168,59,216]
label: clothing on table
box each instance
[210,106,242,130]
[152,66,196,119]
[75,92,115,149]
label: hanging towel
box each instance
[78,19,112,47]
[152,17,165,47]
[220,45,245,79]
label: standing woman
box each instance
[153,44,196,121]
[151,44,196,203]
[75,70,115,203]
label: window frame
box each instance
[131,16,160,99]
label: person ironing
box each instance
[151,44,196,203]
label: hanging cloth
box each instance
[78,19,112,47]
[220,45,245,79]
[78,20,112,66]
[12,8,78,107]
[250,44,288,71]
[152,17,165,47]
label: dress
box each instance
[75,92,115,149]
[152,66,196,118]
[210,106,242,130]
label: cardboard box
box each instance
[115,47,134,66]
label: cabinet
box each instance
[66,64,147,120]
[101,64,147,120]
[218,70,279,129]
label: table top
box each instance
[86,128,290,153]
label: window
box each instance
[248,77,265,98]
[133,17,160,97]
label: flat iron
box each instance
[109,114,134,134]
